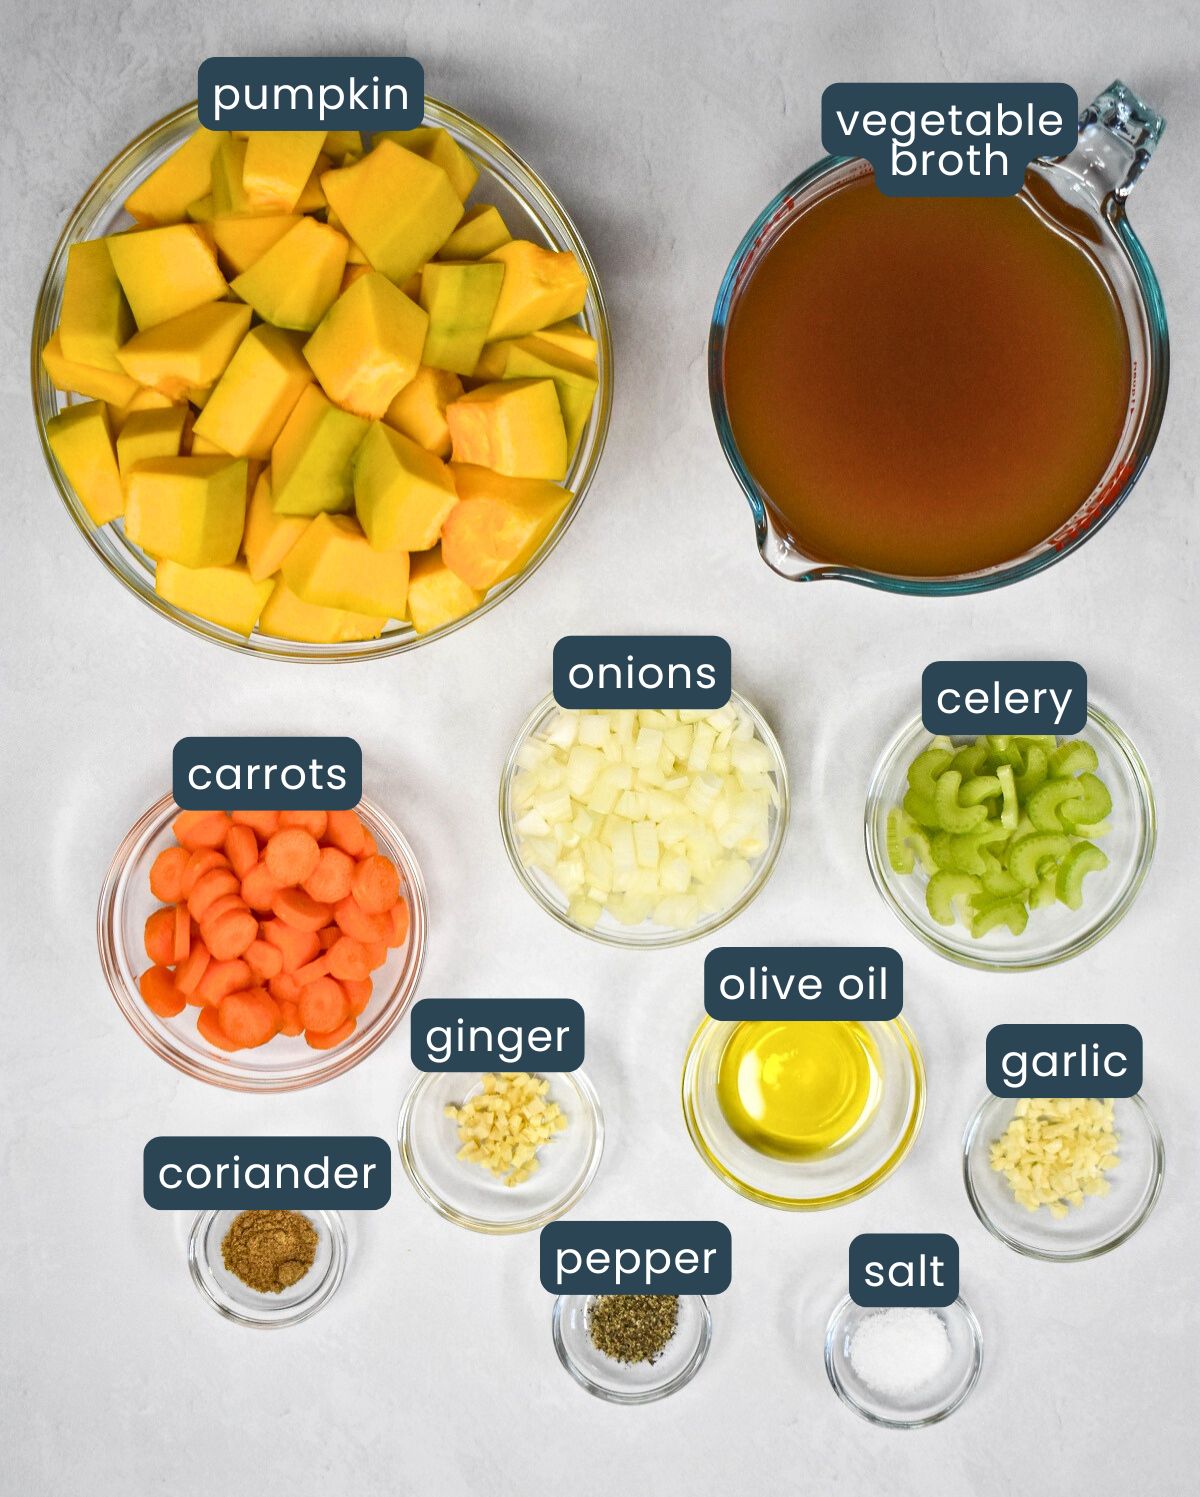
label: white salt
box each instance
[848,1307,952,1398]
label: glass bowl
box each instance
[98,792,427,1090]
[397,1068,602,1233]
[962,1092,1164,1261]
[681,1017,925,1209]
[824,1295,983,1429]
[498,691,789,948]
[865,705,1155,971]
[31,98,612,661]
[188,1209,347,1327]
[552,1294,712,1404]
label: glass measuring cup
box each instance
[708,81,1168,595]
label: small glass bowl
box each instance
[187,1209,347,1328]
[824,1295,983,1429]
[865,705,1156,971]
[552,1294,712,1404]
[681,1017,925,1209]
[98,793,427,1091]
[397,1069,603,1233]
[499,691,789,948]
[962,1092,1165,1261]
[32,99,611,661]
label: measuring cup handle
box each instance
[1061,80,1166,204]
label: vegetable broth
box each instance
[722,174,1131,577]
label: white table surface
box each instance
[3,2,1198,1492]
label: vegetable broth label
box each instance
[986,1023,1142,1097]
[821,84,1076,195]
[410,998,584,1071]
[197,57,423,130]
[849,1233,959,1307]
[921,662,1087,735]
[704,947,902,1020]
[553,636,731,710]
[143,1137,391,1209]
[173,736,362,809]
[541,1222,732,1294]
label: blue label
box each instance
[144,1137,391,1209]
[553,636,731,709]
[986,1024,1142,1097]
[173,736,362,809]
[410,999,584,1071]
[540,1221,732,1294]
[849,1233,959,1307]
[704,947,902,1019]
[198,57,423,131]
[922,662,1086,735]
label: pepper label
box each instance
[541,1221,732,1294]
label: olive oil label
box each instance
[541,1222,732,1294]
[850,1234,959,1308]
[704,947,902,1020]
[986,1024,1142,1098]
[410,998,584,1071]
[173,736,362,809]
[922,661,1087,735]
[553,636,731,709]
[821,84,1076,195]
[143,1137,391,1209]
[198,58,423,131]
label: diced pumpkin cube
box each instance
[383,365,463,458]
[156,558,274,635]
[271,385,368,516]
[210,214,301,276]
[323,130,363,164]
[114,302,252,400]
[303,271,429,420]
[242,469,311,580]
[115,406,190,475]
[107,386,178,434]
[340,263,372,293]
[446,378,568,479]
[124,455,248,567]
[538,319,598,360]
[498,336,598,454]
[484,241,588,339]
[211,136,253,217]
[376,126,479,202]
[353,421,457,551]
[193,325,311,460]
[242,131,327,212]
[442,463,572,589]
[41,332,139,406]
[407,545,486,634]
[230,218,348,331]
[295,155,332,213]
[437,205,512,261]
[186,194,216,223]
[281,513,409,618]
[419,261,505,375]
[320,139,462,285]
[58,240,133,373]
[124,129,224,225]
[45,401,123,524]
[260,580,385,644]
[106,224,228,330]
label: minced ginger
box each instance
[989,1097,1119,1219]
[445,1072,568,1186]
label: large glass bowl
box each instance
[32,99,611,660]
[98,792,427,1090]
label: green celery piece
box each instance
[907,826,938,876]
[981,863,1024,898]
[1017,735,1057,753]
[1072,818,1111,839]
[903,788,939,828]
[1029,870,1058,909]
[948,820,1009,875]
[1009,832,1071,887]
[907,746,954,799]
[1059,773,1113,831]
[1027,778,1086,832]
[951,744,989,777]
[886,808,915,873]
[1012,744,1049,800]
[1049,739,1099,779]
[1056,841,1109,910]
[931,831,957,870]
[971,897,1029,938]
[996,764,1019,830]
[929,735,955,753]
[934,770,988,833]
[960,774,1002,806]
[926,870,982,927]
[985,735,1025,771]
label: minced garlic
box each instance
[445,1072,568,1186]
[989,1097,1119,1219]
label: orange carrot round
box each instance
[272,886,333,932]
[144,907,176,966]
[279,809,328,841]
[149,846,189,903]
[240,861,282,911]
[196,958,252,1006]
[305,1016,356,1049]
[224,823,260,878]
[181,849,231,897]
[198,894,249,944]
[244,938,284,982]
[387,898,410,949]
[318,924,340,950]
[269,971,302,1005]
[197,1005,243,1051]
[175,939,211,999]
[302,846,354,905]
[265,827,320,887]
[219,987,281,1048]
[262,918,321,973]
[324,809,366,858]
[333,894,392,944]
[231,809,280,841]
[187,867,240,921]
[173,809,233,851]
[173,903,192,964]
[277,999,304,1037]
[327,936,370,982]
[351,853,400,914]
[139,965,185,1018]
[298,976,349,1035]
[205,907,258,961]
[362,939,388,972]
[292,955,332,986]
[359,825,378,857]
[342,977,372,1017]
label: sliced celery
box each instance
[907,747,954,799]
[947,821,1008,875]
[886,808,915,873]
[981,863,1024,899]
[1009,832,1071,887]
[931,831,956,870]
[1056,841,1109,910]
[951,744,989,777]
[996,764,1019,830]
[934,771,988,832]
[971,897,1029,938]
[960,774,1002,806]
[1059,773,1112,831]
[1027,779,1086,832]
[1049,740,1099,779]
[926,870,982,926]
[1013,744,1049,799]
[903,788,939,827]
[1029,870,1058,909]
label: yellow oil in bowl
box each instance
[715,1021,882,1160]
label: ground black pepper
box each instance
[588,1295,679,1364]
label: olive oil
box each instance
[716,1021,881,1160]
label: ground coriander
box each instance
[220,1210,318,1294]
[588,1295,679,1364]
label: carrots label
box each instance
[143,1137,391,1208]
[411,998,585,1071]
[173,736,361,809]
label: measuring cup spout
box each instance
[1057,81,1166,206]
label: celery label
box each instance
[922,661,1086,734]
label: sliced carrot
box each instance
[293,955,331,986]
[351,853,400,914]
[139,965,185,1018]
[387,898,410,949]
[262,918,321,973]
[359,824,378,857]
[196,957,253,1006]
[324,809,366,857]
[342,977,372,1017]
[265,826,321,887]
[327,935,370,982]
[362,940,388,972]
[298,975,349,1034]
[241,861,283,911]
[181,848,231,897]
[333,894,391,944]
[175,938,211,998]
[277,999,304,1037]
[231,809,280,841]
[144,907,176,966]
[224,823,260,878]
[197,1005,243,1051]
[279,809,328,840]
[219,986,281,1048]
[172,809,233,851]
[318,924,340,950]
[269,971,302,1005]
[305,1016,356,1050]
[205,907,258,960]
[149,846,190,903]
[302,846,354,904]
[173,903,192,964]
[272,886,333,932]
[187,867,240,920]
[198,893,248,941]
[244,937,284,982]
